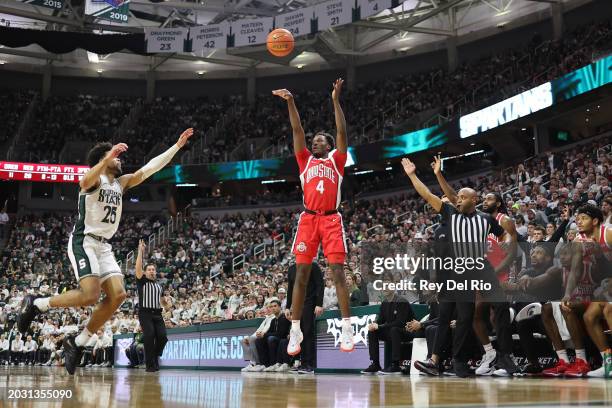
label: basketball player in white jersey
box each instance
[18,128,194,374]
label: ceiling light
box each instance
[196,71,206,75]
[396,46,411,52]
[397,35,411,42]
[96,69,104,73]
[296,64,305,69]
[521,127,527,131]
[0,60,6,65]
[87,52,100,64]
[195,60,207,65]
[495,10,511,17]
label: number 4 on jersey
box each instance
[316,180,325,194]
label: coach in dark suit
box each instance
[285,262,324,373]
[361,290,414,375]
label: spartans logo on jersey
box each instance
[97,188,121,205]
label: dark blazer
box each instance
[375,294,414,330]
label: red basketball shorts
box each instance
[291,212,347,264]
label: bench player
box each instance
[273,79,354,357]
[17,128,194,374]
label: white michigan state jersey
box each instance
[73,174,123,239]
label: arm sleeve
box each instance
[331,150,347,176]
[295,148,312,174]
[489,215,505,238]
[549,219,569,242]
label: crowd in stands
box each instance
[10,19,611,166]
[21,95,133,163]
[1,132,610,371]
[0,89,34,147]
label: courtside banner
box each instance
[144,28,189,53]
[85,0,130,24]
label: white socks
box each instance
[291,320,301,331]
[556,349,569,362]
[576,349,587,361]
[34,297,50,312]
[483,343,494,354]
[75,328,93,347]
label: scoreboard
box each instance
[0,161,89,183]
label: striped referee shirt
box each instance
[440,202,504,261]
[136,276,163,310]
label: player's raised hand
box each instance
[176,128,194,148]
[332,78,344,101]
[431,155,442,175]
[138,239,145,255]
[105,143,128,163]
[401,158,416,176]
[272,89,293,100]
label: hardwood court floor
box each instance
[1,366,611,408]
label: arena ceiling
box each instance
[0,0,594,78]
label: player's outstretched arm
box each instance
[401,158,443,212]
[135,239,145,280]
[331,78,347,153]
[431,155,457,205]
[272,89,306,154]
[80,143,127,192]
[119,128,194,191]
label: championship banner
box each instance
[230,17,273,48]
[315,0,355,32]
[144,28,188,53]
[359,0,393,19]
[275,6,315,38]
[85,0,130,23]
[20,0,63,11]
[190,23,229,52]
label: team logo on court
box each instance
[326,314,376,348]
[297,242,307,253]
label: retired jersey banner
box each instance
[20,0,64,10]
[276,6,315,38]
[190,23,229,52]
[230,17,273,47]
[85,0,130,23]
[144,28,188,53]
[315,0,355,31]
[359,0,393,19]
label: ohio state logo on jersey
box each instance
[305,163,337,184]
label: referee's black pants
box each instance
[138,309,168,370]
[300,300,316,368]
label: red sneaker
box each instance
[565,358,591,377]
[542,359,569,377]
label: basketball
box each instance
[266,28,294,57]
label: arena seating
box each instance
[10,19,611,165]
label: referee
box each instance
[135,240,169,372]
[402,158,517,377]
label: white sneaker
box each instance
[340,321,354,352]
[287,327,304,356]
[264,363,281,372]
[241,363,256,372]
[587,366,605,378]
[252,365,266,372]
[275,363,290,372]
[476,351,497,376]
[492,368,511,377]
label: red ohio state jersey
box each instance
[296,148,347,212]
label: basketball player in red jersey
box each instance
[476,192,518,375]
[565,204,612,377]
[272,78,354,356]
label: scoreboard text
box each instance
[0,161,90,183]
